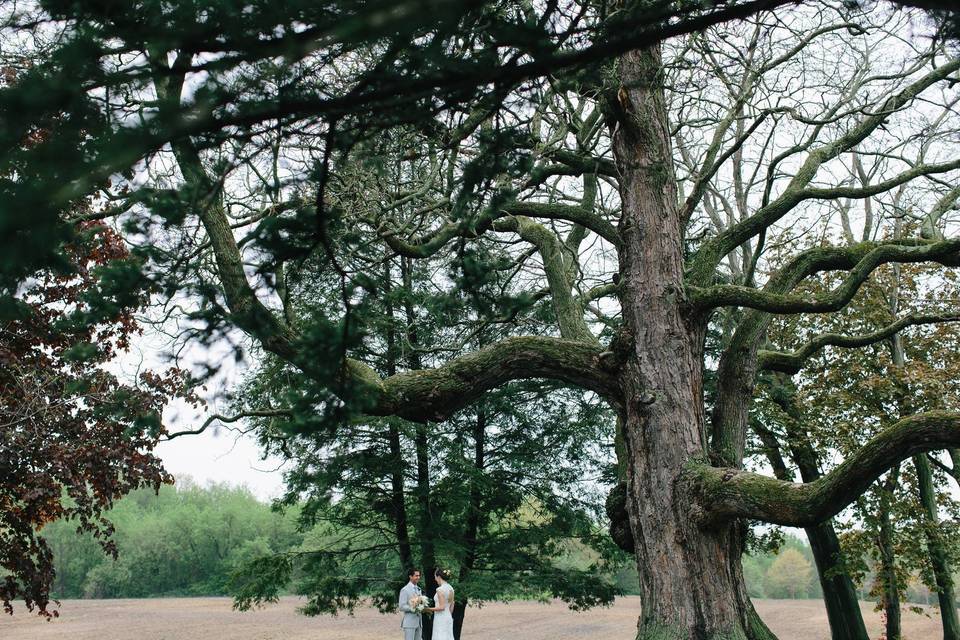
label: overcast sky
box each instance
[155,421,287,502]
[117,319,289,502]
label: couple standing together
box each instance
[398,567,455,640]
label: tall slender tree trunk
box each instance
[402,257,437,640]
[384,261,414,571]
[878,469,902,640]
[777,378,868,640]
[755,417,868,640]
[612,46,774,640]
[807,523,868,640]
[453,407,486,640]
[886,248,959,638]
[414,421,437,640]
[914,453,960,640]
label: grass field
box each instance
[0,596,944,639]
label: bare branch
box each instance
[690,238,960,313]
[689,57,960,282]
[758,311,960,373]
[164,409,293,440]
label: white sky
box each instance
[155,404,288,503]
[116,322,288,503]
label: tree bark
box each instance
[807,523,868,640]
[453,407,486,640]
[403,258,437,640]
[384,262,414,571]
[775,378,868,640]
[414,419,437,640]
[612,46,774,640]
[914,453,960,640]
[754,417,868,640]
[878,469,902,640]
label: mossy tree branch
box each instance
[690,411,960,527]
[376,199,620,258]
[353,335,619,421]
[690,238,960,313]
[707,236,960,465]
[493,215,595,342]
[759,312,960,374]
[152,59,614,427]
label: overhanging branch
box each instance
[163,409,293,440]
[690,238,960,313]
[690,411,960,527]
[357,335,620,421]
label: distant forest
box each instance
[43,479,946,606]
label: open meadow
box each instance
[0,596,944,640]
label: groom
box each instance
[398,568,423,640]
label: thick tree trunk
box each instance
[914,453,960,640]
[612,46,774,640]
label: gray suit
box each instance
[398,582,423,640]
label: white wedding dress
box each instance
[432,582,455,640]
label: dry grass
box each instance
[0,596,944,639]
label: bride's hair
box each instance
[434,567,452,581]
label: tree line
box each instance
[47,479,929,606]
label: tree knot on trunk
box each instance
[635,391,657,413]
[598,328,634,372]
[605,481,635,553]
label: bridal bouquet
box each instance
[409,595,433,614]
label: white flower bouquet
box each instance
[409,594,433,614]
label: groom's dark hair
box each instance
[407,567,420,577]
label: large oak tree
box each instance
[3,2,960,639]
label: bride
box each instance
[429,568,455,640]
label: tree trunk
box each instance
[452,598,467,640]
[415,420,437,640]
[807,522,868,640]
[384,262,414,571]
[914,453,960,640]
[776,381,868,640]
[755,418,868,640]
[612,46,775,640]
[453,407,486,640]
[878,470,901,640]
[403,257,437,640]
